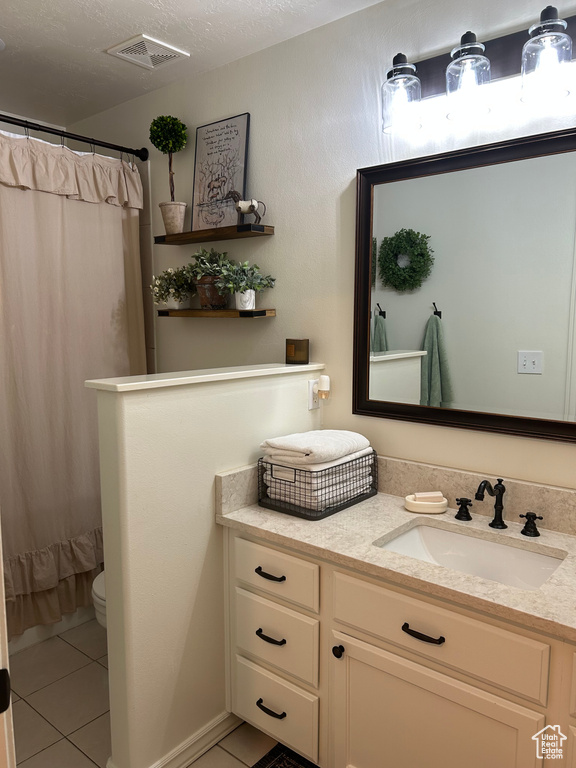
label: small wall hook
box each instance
[433,302,442,318]
[377,303,386,318]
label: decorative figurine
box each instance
[224,190,267,225]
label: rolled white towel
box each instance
[260,429,370,465]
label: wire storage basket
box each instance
[258,450,378,521]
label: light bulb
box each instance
[446,31,491,120]
[521,6,572,103]
[382,53,422,134]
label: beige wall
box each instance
[71,0,576,489]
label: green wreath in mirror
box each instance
[378,228,434,292]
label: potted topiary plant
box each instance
[149,115,188,235]
[187,248,233,310]
[150,266,195,309]
[216,260,275,310]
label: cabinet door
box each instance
[330,631,544,768]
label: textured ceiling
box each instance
[0,0,383,126]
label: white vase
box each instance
[159,202,187,235]
[163,296,191,310]
[235,290,256,310]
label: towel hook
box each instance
[433,302,442,319]
[377,303,386,318]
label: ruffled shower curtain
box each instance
[0,132,146,637]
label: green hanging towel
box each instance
[373,314,388,353]
[420,315,453,407]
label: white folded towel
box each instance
[264,464,371,490]
[262,446,373,475]
[266,476,373,511]
[260,430,370,465]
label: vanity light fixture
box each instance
[381,52,422,134]
[446,31,491,120]
[521,5,573,102]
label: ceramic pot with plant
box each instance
[149,115,188,235]
[216,260,276,310]
[150,266,195,309]
[187,248,232,310]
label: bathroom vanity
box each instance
[218,488,576,768]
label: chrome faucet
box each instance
[475,478,507,529]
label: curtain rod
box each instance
[0,113,149,162]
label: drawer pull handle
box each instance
[255,566,286,583]
[332,645,345,659]
[256,697,287,719]
[402,622,446,646]
[256,628,287,646]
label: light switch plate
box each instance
[517,350,543,374]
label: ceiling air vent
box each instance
[107,34,190,70]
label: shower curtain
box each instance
[0,132,146,637]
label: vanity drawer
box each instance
[333,572,550,704]
[233,537,319,613]
[234,655,319,763]
[235,588,319,686]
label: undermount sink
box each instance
[375,522,566,590]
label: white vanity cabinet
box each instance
[225,530,574,768]
[330,572,548,768]
[227,536,321,763]
[330,631,543,768]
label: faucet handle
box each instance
[519,512,543,537]
[455,498,473,521]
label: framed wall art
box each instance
[191,112,250,230]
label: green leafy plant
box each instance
[216,261,276,294]
[149,115,188,202]
[150,266,195,304]
[187,248,233,281]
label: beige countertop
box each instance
[217,493,576,642]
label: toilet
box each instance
[92,571,107,628]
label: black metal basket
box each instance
[258,450,378,521]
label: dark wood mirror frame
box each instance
[353,126,576,443]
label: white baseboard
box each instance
[8,606,96,655]
[106,711,242,768]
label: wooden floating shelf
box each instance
[157,308,276,319]
[154,224,275,245]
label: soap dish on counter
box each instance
[404,494,448,514]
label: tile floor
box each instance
[10,619,277,768]
[10,619,110,767]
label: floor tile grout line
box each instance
[67,708,110,738]
[64,734,105,768]
[14,734,66,766]
[57,631,107,661]
[15,697,69,739]
[16,656,102,700]
[217,741,254,766]
[17,676,110,740]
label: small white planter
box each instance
[235,290,256,310]
[162,296,191,310]
[159,202,187,235]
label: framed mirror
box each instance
[353,127,576,442]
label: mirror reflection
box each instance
[369,151,576,422]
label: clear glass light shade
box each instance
[382,69,421,134]
[521,25,572,102]
[446,49,491,120]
